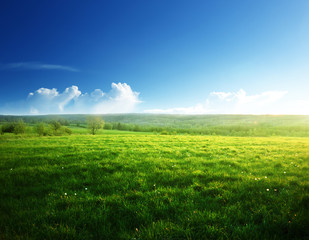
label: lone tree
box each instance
[87,116,104,135]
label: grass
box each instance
[0,131,309,239]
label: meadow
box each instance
[0,129,308,239]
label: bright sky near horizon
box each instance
[0,0,309,115]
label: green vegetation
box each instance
[0,119,26,135]
[1,114,309,137]
[0,129,308,239]
[87,116,104,135]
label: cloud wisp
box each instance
[0,62,79,72]
[145,89,291,115]
[1,83,140,115]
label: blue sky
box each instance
[1,0,309,114]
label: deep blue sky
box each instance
[1,0,309,114]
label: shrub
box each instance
[0,121,26,135]
[35,122,46,136]
[49,121,62,135]
[61,126,72,135]
[1,122,15,134]
[13,120,26,134]
[103,123,113,130]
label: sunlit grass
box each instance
[0,132,308,239]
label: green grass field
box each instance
[1,131,309,239]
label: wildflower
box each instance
[255,178,257,180]
[65,193,67,196]
[62,167,64,169]
[265,176,267,178]
[266,189,269,191]
[274,189,277,192]
[10,168,13,171]
[74,193,77,195]
[85,188,87,190]
[284,172,286,174]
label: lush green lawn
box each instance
[0,132,308,239]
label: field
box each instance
[1,130,308,239]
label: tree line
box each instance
[1,115,309,137]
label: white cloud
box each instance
[1,62,79,72]
[208,89,288,114]
[1,83,140,115]
[91,83,141,114]
[145,89,290,115]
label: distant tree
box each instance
[35,122,45,136]
[103,122,112,130]
[87,116,104,135]
[1,122,15,134]
[61,126,72,135]
[13,120,26,135]
[49,121,62,135]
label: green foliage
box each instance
[0,120,26,135]
[35,122,46,136]
[13,120,26,134]
[1,114,309,137]
[0,122,15,134]
[32,122,72,136]
[0,132,308,239]
[87,116,104,135]
[61,126,72,135]
[103,122,112,130]
[49,120,62,134]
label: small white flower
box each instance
[266,189,269,191]
[62,167,64,169]
[265,176,267,178]
[10,168,13,171]
[284,172,286,174]
[85,188,87,190]
[65,193,67,196]
[255,178,257,180]
[74,193,77,195]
